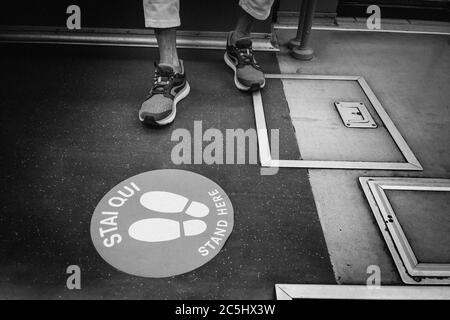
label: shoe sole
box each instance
[139,81,191,126]
[224,52,265,92]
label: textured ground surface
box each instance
[0,43,335,299]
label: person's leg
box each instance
[155,28,180,72]
[140,0,189,126]
[238,0,275,23]
[143,0,181,70]
[225,0,275,91]
[231,9,255,44]
[234,0,274,41]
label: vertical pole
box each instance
[291,0,317,60]
[288,0,309,49]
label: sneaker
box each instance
[139,60,190,126]
[224,32,265,91]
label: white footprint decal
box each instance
[128,218,207,243]
[128,191,209,243]
[140,191,209,218]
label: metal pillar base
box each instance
[287,38,301,50]
[291,46,314,60]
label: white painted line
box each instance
[275,284,450,300]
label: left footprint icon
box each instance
[128,218,207,242]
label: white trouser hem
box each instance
[239,1,271,20]
[145,19,181,29]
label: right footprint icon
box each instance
[128,191,209,243]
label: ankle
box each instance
[172,59,181,73]
[231,30,251,45]
[159,59,181,73]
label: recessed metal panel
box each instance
[360,177,450,284]
[335,102,378,128]
[252,74,422,170]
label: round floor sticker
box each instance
[90,169,234,278]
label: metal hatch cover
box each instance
[335,102,378,128]
[360,177,450,285]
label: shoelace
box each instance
[150,70,174,95]
[238,48,260,68]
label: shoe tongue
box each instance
[157,63,175,76]
[235,37,252,49]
